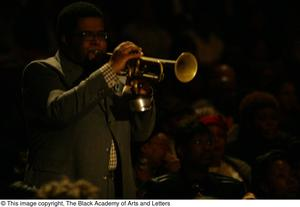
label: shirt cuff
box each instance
[100,63,124,96]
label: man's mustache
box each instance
[83,49,108,71]
[87,49,106,60]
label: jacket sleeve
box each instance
[22,61,112,127]
[131,101,156,142]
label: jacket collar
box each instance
[53,50,84,87]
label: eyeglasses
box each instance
[74,31,108,41]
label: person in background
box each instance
[227,91,295,166]
[251,150,300,199]
[198,113,251,192]
[21,1,155,198]
[36,177,100,199]
[143,112,246,199]
[134,131,180,197]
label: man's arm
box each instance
[22,61,112,127]
[131,101,156,142]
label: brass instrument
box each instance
[106,52,198,83]
[106,52,198,111]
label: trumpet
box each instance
[106,52,198,83]
[106,51,198,112]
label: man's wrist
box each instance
[100,63,119,88]
[100,63,127,96]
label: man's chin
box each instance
[83,56,107,71]
[84,60,102,71]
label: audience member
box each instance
[272,79,300,137]
[251,150,300,199]
[134,131,180,197]
[227,91,296,166]
[2,181,36,199]
[144,112,246,199]
[36,177,100,199]
[204,63,240,122]
[198,114,251,191]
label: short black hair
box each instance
[173,114,212,147]
[238,91,279,128]
[56,1,104,42]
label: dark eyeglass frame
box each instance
[74,31,108,41]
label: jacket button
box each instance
[103,176,107,180]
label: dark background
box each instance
[1,0,300,194]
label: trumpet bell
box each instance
[175,52,198,83]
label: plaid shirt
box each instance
[100,63,125,96]
[100,63,120,171]
[108,140,117,171]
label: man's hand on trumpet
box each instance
[108,41,143,74]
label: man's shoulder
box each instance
[25,53,63,76]
[27,55,59,69]
[40,56,60,69]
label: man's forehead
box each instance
[77,17,104,29]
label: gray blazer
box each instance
[22,51,156,198]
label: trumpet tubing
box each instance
[106,52,198,83]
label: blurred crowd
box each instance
[2,0,300,199]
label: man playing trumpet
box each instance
[21,1,155,198]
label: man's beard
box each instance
[82,50,108,72]
[73,50,108,85]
